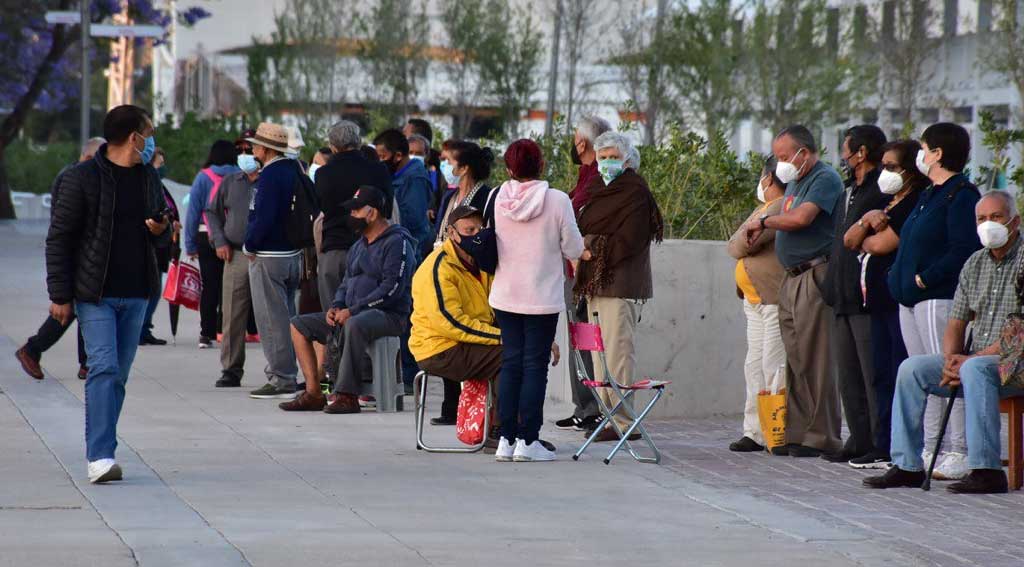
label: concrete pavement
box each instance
[0,220,952,566]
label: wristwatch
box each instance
[759,214,769,231]
[915,274,926,289]
[857,219,866,228]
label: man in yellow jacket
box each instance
[410,206,501,423]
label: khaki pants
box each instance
[777,263,841,451]
[220,251,252,379]
[589,296,641,431]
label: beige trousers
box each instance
[589,296,642,431]
[220,252,252,379]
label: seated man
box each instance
[409,206,502,422]
[280,185,416,414]
[864,191,1024,494]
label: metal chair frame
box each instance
[414,371,491,453]
[570,312,668,465]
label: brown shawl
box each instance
[574,169,664,299]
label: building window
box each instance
[888,108,909,124]
[981,104,1010,127]
[861,109,878,124]
[919,108,939,124]
[953,106,973,124]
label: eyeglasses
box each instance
[882,163,905,173]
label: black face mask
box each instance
[455,227,498,273]
[570,143,582,166]
[346,215,369,235]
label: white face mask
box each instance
[410,155,425,164]
[308,163,321,182]
[775,148,804,184]
[877,169,905,195]
[916,149,933,176]
[756,176,767,203]
[977,220,1011,249]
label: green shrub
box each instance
[6,140,78,195]
[154,113,249,184]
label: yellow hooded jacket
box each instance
[409,239,501,361]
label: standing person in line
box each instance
[138,147,181,347]
[46,105,170,483]
[885,123,980,480]
[821,125,889,464]
[726,155,787,452]
[244,123,304,400]
[490,139,583,462]
[205,149,261,388]
[555,115,610,433]
[575,132,664,444]
[428,140,497,425]
[15,136,105,381]
[744,125,843,458]
[842,139,928,468]
[184,140,239,349]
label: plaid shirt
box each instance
[951,235,1024,352]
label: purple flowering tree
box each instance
[0,0,210,219]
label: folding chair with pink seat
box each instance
[568,313,671,464]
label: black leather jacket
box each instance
[46,145,170,304]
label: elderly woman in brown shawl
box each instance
[574,131,664,443]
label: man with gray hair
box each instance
[865,191,1024,494]
[555,115,613,432]
[314,120,392,311]
[744,125,844,457]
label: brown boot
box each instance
[15,346,44,380]
[279,390,327,412]
[323,393,361,414]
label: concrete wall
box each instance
[547,240,747,419]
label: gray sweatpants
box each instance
[249,254,301,389]
[317,249,348,312]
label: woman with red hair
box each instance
[489,139,584,463]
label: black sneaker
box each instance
[430,415,457,426]
[947,469,1009,494]
[849,452,892,470]
[863,466,926,489]
[249,383,298,399]
[215,374,241,388]
[198,336,213,349]
[139,334,168,346]
[821,448,863,463]
[555,415,583,430]
[729,436,765,452]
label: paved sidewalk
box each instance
[0,219,1016,566]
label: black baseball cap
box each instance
[342,185,387,213]
[448,205,483,225]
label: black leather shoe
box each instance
[139,334,168,346]
[821,448,864,463]
[863,466,926,489]
[729,436,765,452]
[788,445,824,458]
[769,444,790,456]
[215,375,241,388]
[947,469,1008,494]
[430,415,457,426]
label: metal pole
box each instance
[544,0,564,138]
[79,0,90,147]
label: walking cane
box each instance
[921,385,959,491]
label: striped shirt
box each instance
[951,236,1024,352]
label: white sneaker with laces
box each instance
[495,437,516,462]
[932,451,969,480]
[513,439,556,462]
[87,459,123,484]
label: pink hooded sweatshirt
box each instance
[489,179,585,315]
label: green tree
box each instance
[616,0,673,145]
[873,0,942,134]
[985,0,1024,118]
[357,0,430,126]
[560,0,602,134]
[478,1,544,139]
[440,0,489,138]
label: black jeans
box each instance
[870,309,907,455]
[495,310,559,444]
[196,232,223,338]
[25,314,86,366]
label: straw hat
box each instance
[246,122,289,153]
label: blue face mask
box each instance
[237,153,259,174]
[136,132,156,165]
[440,161,460,186]
[597,158,625,185]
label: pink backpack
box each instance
[200,167,225,226]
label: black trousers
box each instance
[25,314,86,366]
[832,313,877,456]
[196,232,223,339]
[869,309,907,455]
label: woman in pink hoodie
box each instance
[490,140,585,463]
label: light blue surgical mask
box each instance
[440,161,460,186]
[597,158,625,185]
[237,153,259,174]
[308,163,321,182]
[136,132,156,165]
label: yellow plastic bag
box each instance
[757,388,786,451]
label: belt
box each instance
[785,256,828,277]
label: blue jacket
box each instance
[392,159,433,258]
[887,174,981,307]
[244,158,300,255]
[332,223,415,318]
[184,164,239,254]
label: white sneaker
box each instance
[495,437,516,462]
[513,439,556,462]
[932,452,969,480]
[87,459,123,484]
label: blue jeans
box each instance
[495,310,559,444]
[76,298,149,461]
[891,354,1024,471]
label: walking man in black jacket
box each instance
[46,105,171,484]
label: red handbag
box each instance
[456,379,489,445]
[162,259,202,311]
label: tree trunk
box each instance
[0,11,77,220]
